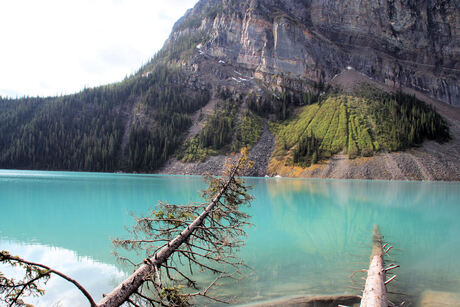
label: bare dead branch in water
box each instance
[385,275,397,285]
[384,245,394,254]
[384,264,400,272]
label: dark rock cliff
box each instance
[168,0,459,105]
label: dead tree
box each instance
[360,224,388,307]
[0,149,253,307]
[105,151,254,306]
[360,225,400,307]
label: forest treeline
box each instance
[0,1,218,173]
[0,80,450,172]
[0,64,210,172]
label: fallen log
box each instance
[98,154,249,307]
[360,225,388,307]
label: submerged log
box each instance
[248,295,361,307]
[360,225,388,307]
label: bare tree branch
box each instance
[0,251,97,307]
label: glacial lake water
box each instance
[0,170,459,306]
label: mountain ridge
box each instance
[0,0,459,180]
[161,0,459,105]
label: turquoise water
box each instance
[0,170,459,306]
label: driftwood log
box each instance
[360,225,388,307]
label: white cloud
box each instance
[0,0,199,97]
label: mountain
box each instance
[0,0,459,180]
[166,0,458,105]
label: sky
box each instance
[0,0,199,98]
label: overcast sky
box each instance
[0,0,199,98]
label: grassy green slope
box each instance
[272,90,450,167]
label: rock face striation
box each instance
[169,0,459,105]
[155,0,460,180]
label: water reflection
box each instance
[241,178,460,303]
[0,171,459,305]
[0,240,125,307]
[0,170,207,265]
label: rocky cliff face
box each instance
[153,0,460,180]
[169,0,459,105]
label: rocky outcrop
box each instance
[170,0,459,105]
[157,0,460,180]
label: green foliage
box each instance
[179,102,264,163]
[159,286,189,306]
[126,66,210,171]
[307,96,340,143]
[276,90,450,166]
[247,90,317,120]
[293,133,320,167]
[179,137,212,163]
[179,100,238,162]
[361,88,450,151]
[277,104,320,150]
[234,111,263,151]
[0,87,128,171]
[331,103,348,152]
[200,101,237,150]
[216,86,233,100]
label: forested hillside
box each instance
[0,86,129,171]
[0,64,210,172]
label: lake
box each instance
[0,170,459,306]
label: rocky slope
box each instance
[157,0,459,181]
[160,69,460,181]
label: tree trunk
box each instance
[360,224,388,307]
[97,162,240,307]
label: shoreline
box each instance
[1,167,459,183]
